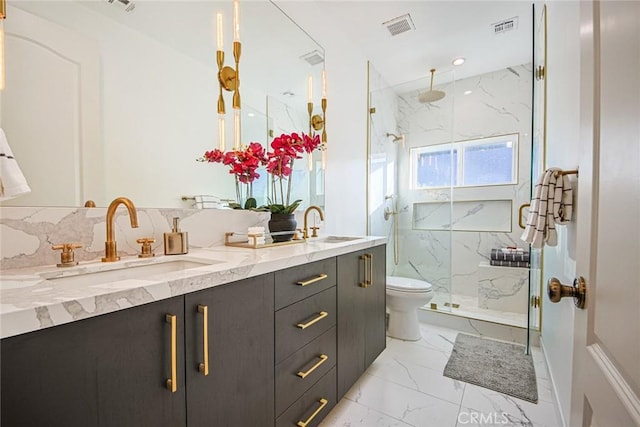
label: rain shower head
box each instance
[418,68,446,103]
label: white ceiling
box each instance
[305,1,533,90]
[74,0,533,96]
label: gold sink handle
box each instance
[52,243,83,267]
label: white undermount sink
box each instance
[41,258,219,287]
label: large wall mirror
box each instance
[0,0,324,209]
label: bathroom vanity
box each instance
[0,238,386,427]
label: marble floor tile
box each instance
[318,397,414,427]
[345,373,461,427]
[380,337,452,373]
[461,384,562,427]
[367,354,466,404]
[321,323,561,427]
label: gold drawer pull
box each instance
[296,354,329,379]
[165,313,177,392]
[197,305,209,376]
[297,273,328,287]
[297,398,328,427]
[296,311,328,330]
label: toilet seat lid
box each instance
[387,276,432,293]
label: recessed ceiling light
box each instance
[247,112,255,118]
[464,90,473,95]
[452,57,466,66]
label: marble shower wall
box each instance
[395,64,533,314]
[1,207,270,270]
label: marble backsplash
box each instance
[0,206,272,270]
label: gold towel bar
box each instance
[559,169,578,176]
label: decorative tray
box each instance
[224,232,306,249]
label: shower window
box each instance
[411,133,518,189]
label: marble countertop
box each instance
[1,236,386,339]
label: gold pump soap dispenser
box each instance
[164,217,189,255]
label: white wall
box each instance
[541,2,581,425]
[276,2,370,236]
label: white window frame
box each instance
[410,133,519,190]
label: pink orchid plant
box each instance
[266,132,321,214]
[198,133,321,212]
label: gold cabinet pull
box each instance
[297,398,328,427]
[165,314,177,392]
[296,273,328,287]
[296,311,328,329]
[518,203,530,230]
[368,253,374,287]
[296,354,329,379]
[197,305,209,376]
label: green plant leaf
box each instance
[283,200,302,214]
[228,202,242,210]
[244,198,257,210]
[269,204,285,213]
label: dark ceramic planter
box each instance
[268,213,297,242]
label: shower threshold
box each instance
[424,293,528,328]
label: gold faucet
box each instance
[303,205,325,239]
[102,197,139,262]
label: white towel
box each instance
[521,168,573,248]
[193,195,223,209]
[0,129,31,201]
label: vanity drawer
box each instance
[275,326,336,416]
[275,287,336,363]
[275,367,337,427]
[275,257,337,310]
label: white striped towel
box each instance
[521,168,573,248]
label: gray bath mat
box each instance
[443,333,538,403]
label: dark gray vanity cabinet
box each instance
[337,244,387,399]
[0,274,275,427]
[0,295,187,427]
[184,273,275,426]
[0,244,387,427]
[274,258,338,427]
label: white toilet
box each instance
[386,276,434,341]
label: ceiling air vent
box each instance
[492,17,518,34]
[300,50,324,66]
[383,13,415,37]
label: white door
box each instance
[1,6,102,206]
[570,1,640,426]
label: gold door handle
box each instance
[518,203,530,230]
[165,314,177,392]
[360,254,370,288]
[197,305,209,376]
[296,311,328,329]
[368,253,374,287]
[296,354,329,379]
[297,398,328,427]
[297,273,328,287]
[547,277,586,309]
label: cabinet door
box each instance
[364,244,387,367]
[1,296,187,427]
[336,249,367,399]
[185,274,275,427]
